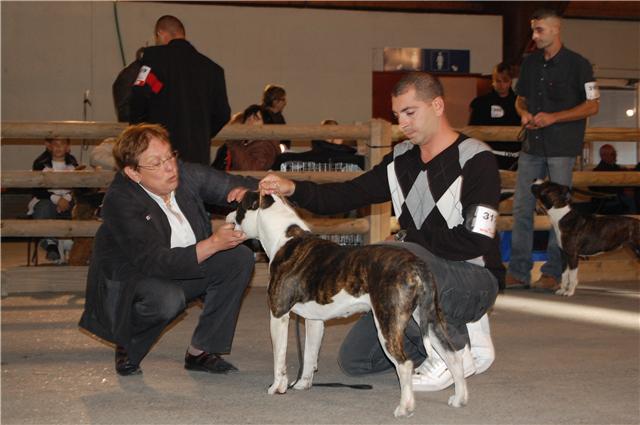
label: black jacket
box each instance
[261,108,286,125]
[31,150,78,200]
[113,58,143,123]
[130,39,231,164]
[78,162,257,345]
[468,88,520,127]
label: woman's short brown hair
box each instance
[262,85,286,108]
[113,124,170,171]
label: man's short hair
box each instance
[531,8,562,20]
[392,72,444,102]
[262,85,286,107]
[113,124,170,171]
[599,144,616,155]
[155,15,185,37]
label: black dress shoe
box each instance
[115,345,142,376]
[184,351,238,374]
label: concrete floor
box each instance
[2,279,639,424]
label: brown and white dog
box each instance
[531,180,640,296]
[227,192,467,418]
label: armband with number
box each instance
[464,204,498,238]
[584,81,600,100]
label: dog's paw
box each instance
[447,390,468,408]
[393,404,414,418]
[563,289,575,297]
[555,288,566,296]
[267,379,288,395]
[292,377,313,390]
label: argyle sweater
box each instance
[291,134,503,278]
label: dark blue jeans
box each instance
[508,152,575,283]
[338,241,498,376]
[32,199,72,248]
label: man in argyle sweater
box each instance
[260,72,501,391]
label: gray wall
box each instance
[1,1,503,125]
[1,1,502,169]
[2,2,639,170]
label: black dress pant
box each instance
[126,245,254,365]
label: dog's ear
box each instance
[531,185,541,197]
[247,191,259,209]
[258,193,276,209]
[531,179,545,195]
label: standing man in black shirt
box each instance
[130,15,231,165]
[468,62,521,170]
[506,9,599,290]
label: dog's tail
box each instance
[416,262,456,353]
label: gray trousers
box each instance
[126,244,254,365]
[338,241,498,376]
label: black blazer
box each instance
[130,39,231,165]
[79,161,257,344]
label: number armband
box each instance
[585,81,600,100]
[464,204,498,238]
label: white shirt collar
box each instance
[139,185,176,206]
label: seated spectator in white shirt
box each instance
[27,137,78,262]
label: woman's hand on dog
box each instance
[260,174,295,196]
[196,223,247,263]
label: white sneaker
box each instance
[412,345,476,392]
[467,313,495,374]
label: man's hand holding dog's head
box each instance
[259,174,295,197]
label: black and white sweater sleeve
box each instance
[408,150,501,261]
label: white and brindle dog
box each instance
[227,192,467,418]
[532,180,640,296]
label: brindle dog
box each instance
[532,180,640,296]
[227,192,467,418]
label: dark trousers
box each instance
[338,241,498,376]
[126,245,254,365]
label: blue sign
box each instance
[422,49,470,73]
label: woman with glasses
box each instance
[79,123,257,377]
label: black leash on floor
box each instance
[288,314,372,390]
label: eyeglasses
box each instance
[137,151,179,170]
